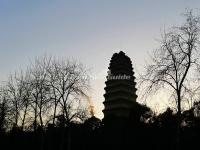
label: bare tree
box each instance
[5,71,33,130]
[47,58,90,126]
[29,56,51,130]
[46,60,61,126]
[0,55,90,131]
[26,56,90,129]
[7,72,25,128]
[140,10,200,148]
[20,71,33,130]
[0,86,10,131]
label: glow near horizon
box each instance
[0,0,200,119]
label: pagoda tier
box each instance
[103,51,138,119]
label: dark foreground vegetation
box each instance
[1,101,200,150]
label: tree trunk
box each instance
[176,92,182,150]
[34,99,38,132]
[22,103,28,130]
[15,101,18,127]
[39,108,43,127]
[52,101,57,126]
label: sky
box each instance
[1,0,200,118]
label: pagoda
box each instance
[103,51,137,120]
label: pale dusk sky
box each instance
[1,0,200,118]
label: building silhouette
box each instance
[101,51,139,150]
[103,51,138,120]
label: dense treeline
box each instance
[1,99,200,150]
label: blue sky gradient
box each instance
[1,0,200,118]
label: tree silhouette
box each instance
[0,88,9,131]
[140,10,200,148]
[0,55,91,132]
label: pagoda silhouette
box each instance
[101,51,138,149]
[103,51,138,122]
